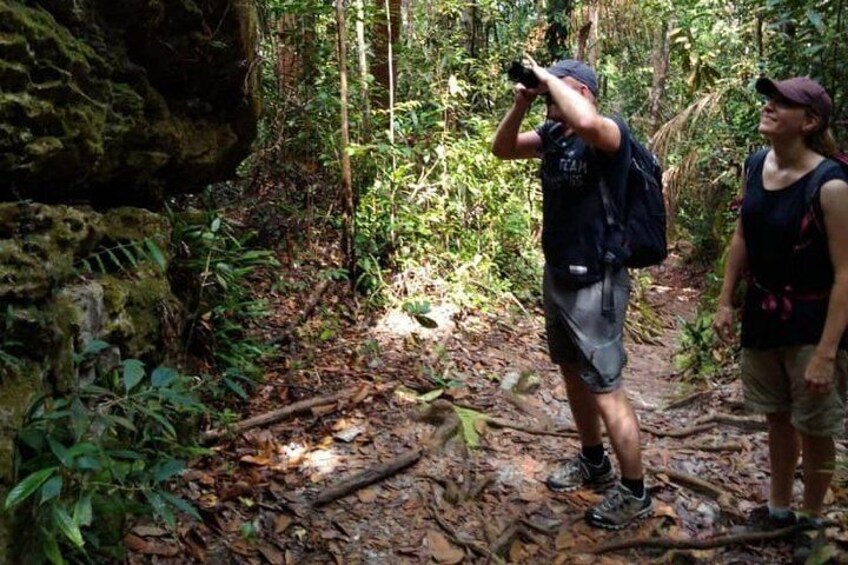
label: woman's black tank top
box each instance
[740,149,847,349]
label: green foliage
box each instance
[75,238,167,275]
[8,342,205,563]
[170,204,280,403]
[673,311,735,382]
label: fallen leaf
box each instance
[555,529,575,551]
[240,455,273,466]
[274,515,293,534]
[358,488,378,503]
[509,540,527,563]
[258,542,286,565]
[229,539,256,556]
[124,533,180,556]
[131,525,168,537]
[311,404,337,417]
[427,530,465,564]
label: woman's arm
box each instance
[714,220,748,342]
[805,178,848,392]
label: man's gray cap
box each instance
[547,59,599,96]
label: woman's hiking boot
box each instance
[584,482,652,529]
[746,505,797,531]
[545,452,615,492]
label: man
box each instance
[491,58,651,529]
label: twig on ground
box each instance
[311,404,459,507]
[653,467,745,520]
[200,386,367,444]
[429,501,492,559]
[594,522,833,554]
[269,278,332,344]
[641,423,716,438]
[661,389,712,411]
[485,416,580,438]
[696,412,767,432]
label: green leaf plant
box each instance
[6,344,206,563]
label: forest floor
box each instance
[127,224,848,564]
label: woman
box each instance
[715,76,848,559]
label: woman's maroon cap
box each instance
[756,76,832,128]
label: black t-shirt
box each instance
[535,116,631,284]
[740,150,848,349]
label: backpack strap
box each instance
[598,159,622,320]
[802,158,842,231]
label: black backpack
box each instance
[598,137,668,268]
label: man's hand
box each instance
[805,350,835,394]
[513,83,537,108]
[713,304,736,343]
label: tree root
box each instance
[430,501,492,559]
[641,423,716,438]
[594,522,830,555]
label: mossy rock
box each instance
[0,0,259,206]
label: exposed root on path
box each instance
[594,522,832,555]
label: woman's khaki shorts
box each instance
[741,345,848,437]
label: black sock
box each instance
[621,477,645,498]
[581,444,606,466]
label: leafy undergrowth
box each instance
[124,228,848,565]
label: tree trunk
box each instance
[370,0,401,109]
[335,0,356,290]
[647,21,672,136]
[355,0,372,141]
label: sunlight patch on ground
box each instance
[371,303,458,339]
[303,446,342,476]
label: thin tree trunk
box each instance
[586,2,599,66]
[335,0,356,291]
[384,0,396,144]
[647,21,672,136]
[355,0,371,141]
[370,0,400,109]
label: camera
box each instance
[507,61,539,88]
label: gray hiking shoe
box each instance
[584,483,652,530]
[545,453,616,492]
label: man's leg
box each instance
[593,386,642,480]
[561,363,602,446]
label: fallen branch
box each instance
[661,389,712,412]
[683,440,744,453]
[594,522,829,554]
[311,406,459,507]
[641,423,716,438]
[485,417,579,438]
[269,278,332,345]
[200,386,365,445]
[653,467,744,520]
[312,448,423,507]
[696,412,766,432]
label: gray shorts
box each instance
[543,266,629,393]
[741,346,848,437]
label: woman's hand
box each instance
[805,350,835,394]
[713,304,736,343]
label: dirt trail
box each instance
[128,255,848,564]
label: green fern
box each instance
[76,238,167,275]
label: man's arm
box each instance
[805,178,848,392]
[491,87,542,160]
[533,66,621,153]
